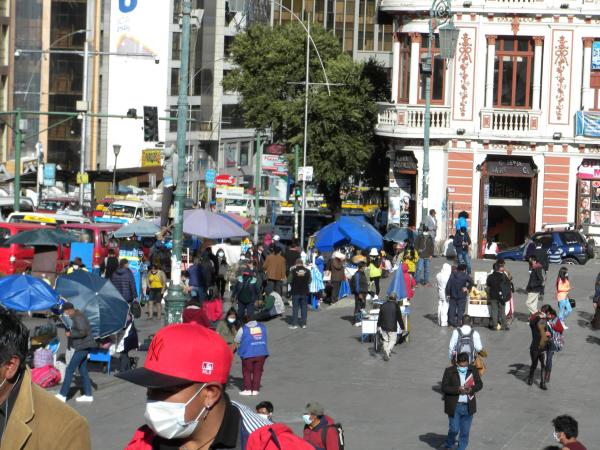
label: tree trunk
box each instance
[322,182,342,217]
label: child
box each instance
[402,245,419,279]
[556,267,572,328]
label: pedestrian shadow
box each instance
[339,315,355,324]
[586,335,600,346]
[418,432,448,448]
[507,363,530,384]
[423,313,438,325]
[228,376,244,391]
[431,381,442,395]
[513,312,530,322]
[515,288,527,295]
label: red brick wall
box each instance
[447,151,474,233]
[543,156,569,223]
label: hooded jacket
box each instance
[445,271,473,301]
[110,267,137,302]
[526,262,545,294]
[436,263,452,301]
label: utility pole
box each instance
[300,14,310,250]
[79,40,89,209]
[253,132,262,245]
[164,0,191,324]
[14,109,22,212]
[294,144,299,240]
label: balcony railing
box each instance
[480,108,541,134]
[377,103,452,131]
[380,0,590,10]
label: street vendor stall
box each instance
[467,271,511,321]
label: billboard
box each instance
[106,0,170,169]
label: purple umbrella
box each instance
[183,209,249,239]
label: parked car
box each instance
[60,223,121,270]
[0,223,45,275]
[497,229,593,265]
[95,200,160,224]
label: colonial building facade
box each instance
[377,0,600,253]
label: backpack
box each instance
[455,328,477,364]
[320,422,345,450]
[498,275,512,304]
[31,365,61,388]
[200,256,215,285]
[247,424,314,450]
[237,277,256,305]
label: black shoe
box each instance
[504,326,510,331]
[539,381,548,390]
[527,377,533,386]
[383,353,389,362]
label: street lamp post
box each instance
[421,0,459,225]
[112,144,121,194]
[164,0,192,324]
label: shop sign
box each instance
[265,144,286,155]
[593,41,600,70]
[216,186,244,198]
[141,149,162,167]
[486,159,534,176]
[575,111,600,138]
[205,169,216,188]
[392,153,418,171]
[215,174,236,186]
[43,163,56,187]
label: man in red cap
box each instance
[118,323,270,450]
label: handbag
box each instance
[568,298,576,308]
[474,353,486,376]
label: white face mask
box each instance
[227,317,236,324]
[302,414,313,425]
[144,384,208,440]
[553,431,561,443]
[258,413,271,421]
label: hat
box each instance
[272,234,280,241]
[305,402,324,416]
[332,250,346,260]
[351,254,366,264]
[116,323,233,388]
[369,248,378,256]
[388,292,397,301]
[62,302,74,311]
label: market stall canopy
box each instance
[183,209,249,239]
[55,271,129,338]
[218,212,252,230]
[0,275,59,312]
[3,228,79,246]
[112,220,160,238]
[315,216,383,251]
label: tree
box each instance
[223,22,378,214]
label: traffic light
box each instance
[143,106,159,142]
[294,184,302,199]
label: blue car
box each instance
[497,230,593,265]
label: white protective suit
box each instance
[436,263,452,327]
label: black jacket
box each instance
[526,264,545,294]
[351,270,369,294]
[445,271,473,301]
[441,365,483,417]
[288,265,311,296]
[415,234,435,258]
[486,271,511,302]
[377,300,404,332]
[69,310,96,351]
[453,232,471,252]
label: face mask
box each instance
[457,366,468,374]
[258,413,271,421]
[227,317,236,324]
[144,384,208,440]
[302,414,313,425]
[553,431,561,442]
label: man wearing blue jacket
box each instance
[445,264,474,328]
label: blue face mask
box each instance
[457,366,468,374]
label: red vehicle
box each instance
[61,223,121,269]
[0,223,47,275]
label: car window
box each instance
[143,207,155,219]
[560,231,583,245]
[275,215,293,226]
[100,231,109,247]
[533,233,553,248]
[0,227,12,247]
[109,204,137,218]
[68,228,94,243]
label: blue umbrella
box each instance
[314,221,348,251]
[0,275,59,312]
[384,227,414,243]
[113,220,160,238]
[337,216,383,250]
[386,267,407,299]
[55,271,129,338]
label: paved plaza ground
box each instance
[43,257,600,449]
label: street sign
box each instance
[298,166,313,182]
[141,149,162,167]
[215,174,236,186]
[76,172,89,184]
[43,163,56,187]
[205,169,217,188]
[593,41,600,70]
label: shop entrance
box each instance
[478,157,538,254]
[388,152,418,228]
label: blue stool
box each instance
[88,348,111,375]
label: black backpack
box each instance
[320,422,345,450]
[237,277,255,305]
[498,275,512,304]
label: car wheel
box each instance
[562,257,578,265]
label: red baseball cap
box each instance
[116,323,233,388]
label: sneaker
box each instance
[251,391,259,396]
[563,325,569,330]
[75,395,94,403]
[239,390,253,396]
[383,353,389,362]
[288,325,299,330]
[354,322,362,327]
[55,393,66,403]
[301,325,307,329]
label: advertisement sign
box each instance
[106,0,169,169]
[224,144,237,167]
[141,149,162,167]
[215,174,236,186]
[43,163,56,187]
[261,154,288,177]
[575,111,600,138]
[298,166,313,182]
[205,169,216,188]
[593,41,600,70]
[265,144,286,155]
[216,186,245,198]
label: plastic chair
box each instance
[88,348,111,375]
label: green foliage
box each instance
[223,22,379,213]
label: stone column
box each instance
[409,32,422,105]
[392,32,401,102]
[582,38,594,110]
[485,35,496,108]
[532,36,544,110]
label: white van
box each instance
[95,200,159,224]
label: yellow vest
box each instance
[148,272,164,289]
[369,263,382,278]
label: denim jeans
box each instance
[416,258,431,284]
[558,299,572,323]
[237,302,255,320]
[448,298,467,327]
[456,250,472,274]
[291,295,308,326]
[59,349,92,397]
[445,403,473,450]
